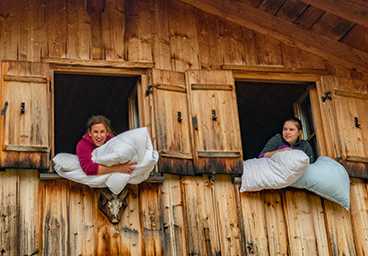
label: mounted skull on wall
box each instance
[98,188,129,224]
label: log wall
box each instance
[0,0,367,255]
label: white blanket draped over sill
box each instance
[240,150,350,210]
[53,127,159,194]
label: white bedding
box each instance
[240,150,309,192]
[53,127,159,194]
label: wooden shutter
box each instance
[0,61,50,170]
[321,76,368,178]
[186,70,243,174]
[152,69,194,175]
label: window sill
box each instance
[39,173,165,183]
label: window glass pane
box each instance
[299,95,314,139]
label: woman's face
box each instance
[282,121,301,145]
[88,123,108,147]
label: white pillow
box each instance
[53,153,81,172]
[291,156,350,210]
[240,150,309,192]
[52,127,159,194]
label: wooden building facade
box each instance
[0,0,368,255]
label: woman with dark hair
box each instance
[76,115,137,175]
[259,117,313,163]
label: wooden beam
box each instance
[197,151,241,158]
[40,173,165,183]
[4,75,47,83]
[343,155,368,164]
[50,66,146,76]
[179,0,368,73]
[233,71,322,82]
[42,58,154,69]
[154,84,187,93]
[160,150,193,159]
[334,89,368,100]
[3,145,49,153]
[221,65,329,75]
[300,0,368,28]
[191,84,233,90]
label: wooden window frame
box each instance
[231,70,328,158]
[39,59,163,182]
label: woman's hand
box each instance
[117,162,138,174]
[97,161,138,175]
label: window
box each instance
[53,74,139,155]
[236,81,316,160]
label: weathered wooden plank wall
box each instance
[0,0,367,255]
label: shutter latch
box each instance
[192,116,198,130]
[1,101,8,116]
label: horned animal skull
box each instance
[98,188,129,224]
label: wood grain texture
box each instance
[262,190,288,256]
[0,0,20,60]
[161,174,187,256]
[331,78,368,160]
[0,61,50,170]
[18,169,42,256]
[67,182,95,256]
[66,0,92,59]
[218,18,246,66]
[281,43,327,70]
[311,12,355,41]
[44,0,68,58]
[181,176,220,255]
[195,10,221,70]
[350,178,368,256]
[119,185,143,255]
[139,182,163,256]
[152,69,194,175]
[179,0,368,73]
[168,0,200,72]
[239,190,269,255]
[187,69,243,174]
[0,170,19,256]
[283,189,329,256]
[124,0,152,62]
[41,180,68,256]
[214,175,242,255]
[319,76,343,159]
[324,198,357,256]
[254,31,283,66]
[301,0,368,28]
[19,0,46,62]
[100,0,125,61]
[151,0,172,70]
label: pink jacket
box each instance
[76,133,114,175]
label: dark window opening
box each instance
[236,81,313,160]
[54,74,139,155]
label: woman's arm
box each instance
[259,134,289,158]
[263,147,293,158]
[98,162,138,175]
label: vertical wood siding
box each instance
[0,0,367,255]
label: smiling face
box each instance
[282,121,302,145]
[88,123,108,147]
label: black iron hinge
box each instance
[146,85,153,96]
